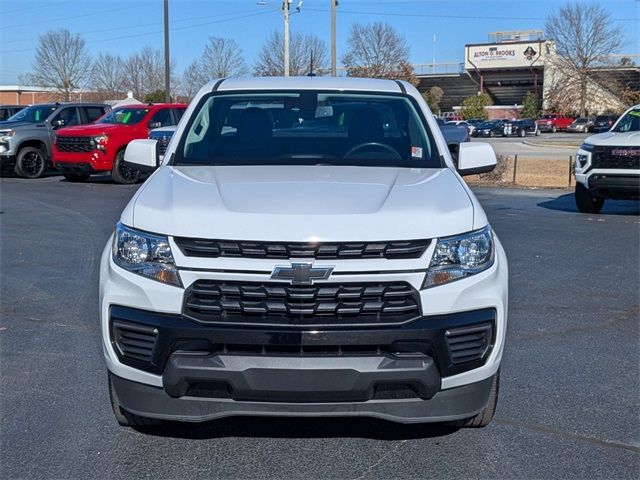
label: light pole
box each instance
[258,1,303,76]
[331,0,338,77]
[163,0,170,102]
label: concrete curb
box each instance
[523,140,580,150]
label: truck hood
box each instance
[0,121,43,130]
[585,131,640,146]
[56,123,130,136]
[125,165,475,241]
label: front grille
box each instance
[112,320,158,363]
[183,280,421,326]
[174,238,430,260]
[592,146,640,170]
[149,133,172,155]
[445,324,492,365]
[56,136,94,153]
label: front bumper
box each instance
[53,148,113,172]
[100,234,508,422]
[111,372,494,424]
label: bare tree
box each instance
[26,29,91,101]
[201,37,247,78]
[545,2,623,116]
[255,30,328,76]
[342,21,416,83]
[181,61,205,99]
[90,53,124,101]
[121,47,170,100]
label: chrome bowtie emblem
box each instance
[271,263,334,285]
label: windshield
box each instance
[175,91,440,168]
[612,108,640,132]
[97,107,149,125]
[7,104,57,123]
[574,118,588,124]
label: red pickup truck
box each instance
[53,103,187,183]
[535,113,574,133]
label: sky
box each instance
[0,0,638,85]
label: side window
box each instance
[52,107,80,127]
[84,106,106,123]
[149,109,173,128]
[173,108,186,123]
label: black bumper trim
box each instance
[111,373,494,424]
[588,174,640,199]
[109,306,496,378]
[163,353,441,402]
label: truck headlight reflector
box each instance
[112,223,181,287]
[423,225,494,288]
[0,129,14,141]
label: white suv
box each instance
[574,104,640,213]
[101,77,508,429]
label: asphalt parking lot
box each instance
[1,176,639,479]
[473,132,589,159]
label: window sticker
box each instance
[411,146,423,158]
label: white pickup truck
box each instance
[574,104,640,213]
[101,76,508,429]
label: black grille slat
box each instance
[592,146,640,170]
[445,324,492,365]
[56,136,94,153]
[174,238,430,260]
[183,281,421,326]
[112,320,159,364]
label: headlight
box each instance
[112,223,181,287]
[576,153,589,169]
[0,129,14,141]
[423,225,494,288]
[93,135,109,143]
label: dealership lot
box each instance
[473,132,589,158]
[1,176,638,479]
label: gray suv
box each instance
[0,102,110,178]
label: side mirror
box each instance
[148,121,162,129]
[52,119,65,128]
[456,142,497,176]
[124,139,159,173]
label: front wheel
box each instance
[448,370,500,428]
[575,183,604,213]
[15,146,46,179]
[111,150,140,184]
[535,129,540,136]
[551,125,557,133]
[519,129,526,137]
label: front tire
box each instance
[575,183,604,213]
[448,371,500,428]
[519,129,526,137]
[15,146,46,179]
[108,372,162,428]
[111,150,140,184]
[551,125,557,133]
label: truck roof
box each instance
[206,76,407,94]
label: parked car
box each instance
[465,118,483,134]
[566,117,595,133]
[592,114,619,133]
[574,104,639,213]
[148,125,176,159]
[53,103,187,183]
[442,111,461,121]
[503,118,539,137]
[0,105,24,122]
[472,119,507,138]
[435,117,470,162]
[0,102,110,178]
[104,76,508,429]
[535,113,574,133]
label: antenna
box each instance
[296,1,303,12]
